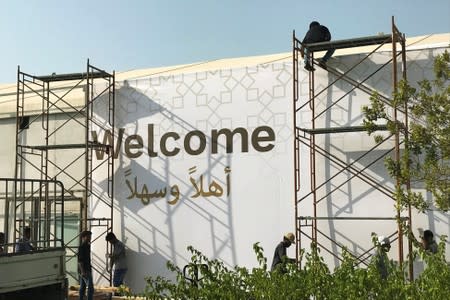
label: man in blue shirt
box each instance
[15,226,34,253]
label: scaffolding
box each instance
[292,17,413,277]
[14,60,115,284]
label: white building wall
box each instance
[90,61,295,290]
[0,43,448,292]
[297,47,450,275]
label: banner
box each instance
[92,62,294,290]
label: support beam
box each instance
[297,125,388,135]
[302,34,392,52]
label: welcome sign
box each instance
[91,62,294,290]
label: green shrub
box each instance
[142,240,450,299]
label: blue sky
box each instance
[0,0,449,83]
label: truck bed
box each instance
[0,248,66,295]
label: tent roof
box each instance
[0,33,448,119]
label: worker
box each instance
[15,226,34,252]
[271,232,296,272]
[78,230,94,300]
[106,232,128,287]
[421,230,438,254]
[300,21,334,71]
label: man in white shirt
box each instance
[106,232,128,287]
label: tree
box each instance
[363,50,449,212]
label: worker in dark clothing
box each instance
[372,236,391,280]
[421,230,438,254]
[271,232,296,272]
[15,226,34,252]
[300,21,335,71]
[78,230,94,300]
[0,232,5,254]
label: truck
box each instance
[0,178,67,300]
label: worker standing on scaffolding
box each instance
[300,21,334,71]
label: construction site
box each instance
[0,17,449,298]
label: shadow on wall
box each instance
[305,48,448,267]
[124,248,173,291]
[324,48,440,102]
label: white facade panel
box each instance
[91,62,294,290]
[0,40,448,292]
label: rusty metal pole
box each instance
[392,16,404,265]
[401,32,414,280]
[292,30,300,262]
[309,51,317,244]
[10,67,20,253]
[44,81,50,248]
[13,67,24,252]
[110,69,116,258]
[82,60,90,233]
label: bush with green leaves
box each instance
[362,50,449,212]
[142,239,449,299]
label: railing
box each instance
[0,178,64,254]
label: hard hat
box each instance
[284,232,295,243]
[378,236,390,246]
